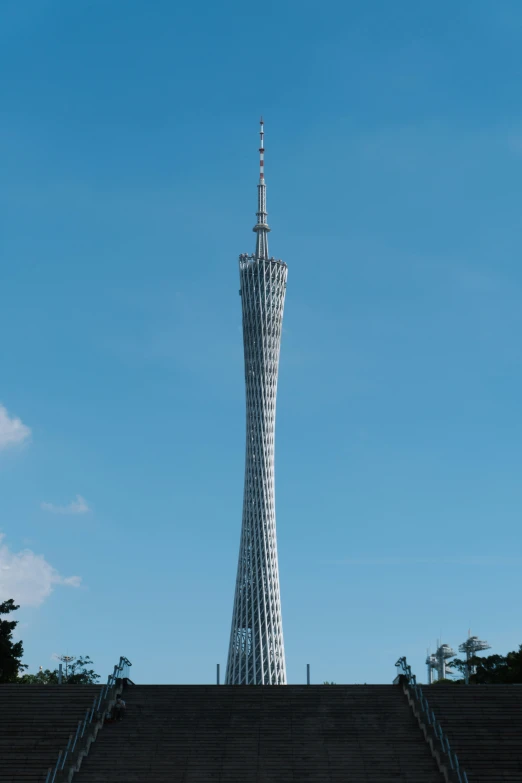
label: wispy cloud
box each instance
[326,556,522,566]
[0,404,31,451]
[0,534,81,607]
[41,495,90,515]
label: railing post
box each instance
[50,750,62,783]
[88,695,97,723]
[216,663,220,685]
[446,743,455,768]
[306,664,310,685]
[60,733,73,770]
[96,685,105,712]
[80,709,90,738]
[70,721,82,754]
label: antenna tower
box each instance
[458,634,491,685]
[225,119,288,685]
[433,643,456,681]
[425,650,438,684]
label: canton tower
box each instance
[225,119,288,685]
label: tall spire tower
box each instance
[226,119,288,685]
[254,116,270,260]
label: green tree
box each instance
[62,655,100,684]
[451,647,522,685]
[19,655,100,685]
[0,599,27,682]
[432,677,459,684]
[18,668,59,684]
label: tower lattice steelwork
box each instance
[225,119,288,685]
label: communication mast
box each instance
[458,634,491,684]
[434,643,456,681]
[425,650,438,684]
[226,119,288,685]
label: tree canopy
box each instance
[450,646,522,685]
[0,599,28,683]
[1,596,100,685]
[19,655,100,685]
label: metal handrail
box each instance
[395,657,469,783]
[44,656,132,783]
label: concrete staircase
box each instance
[423,684,522,782]
[6,681,520,781]
[0,684,102,783]
[76,685,444,782]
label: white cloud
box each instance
[0,404,31,450]
[41,495,90,515]
[0,534,82,607]
[60,575,82,586]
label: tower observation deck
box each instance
[225,119,288,685]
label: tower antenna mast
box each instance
[226,120,288,685]
[253,116,271,260]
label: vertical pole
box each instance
[216,664,220,686]
[306,664,310,685]
[436,646,443,681]
[58,664,63,685]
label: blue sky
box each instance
[1,0,522,685]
